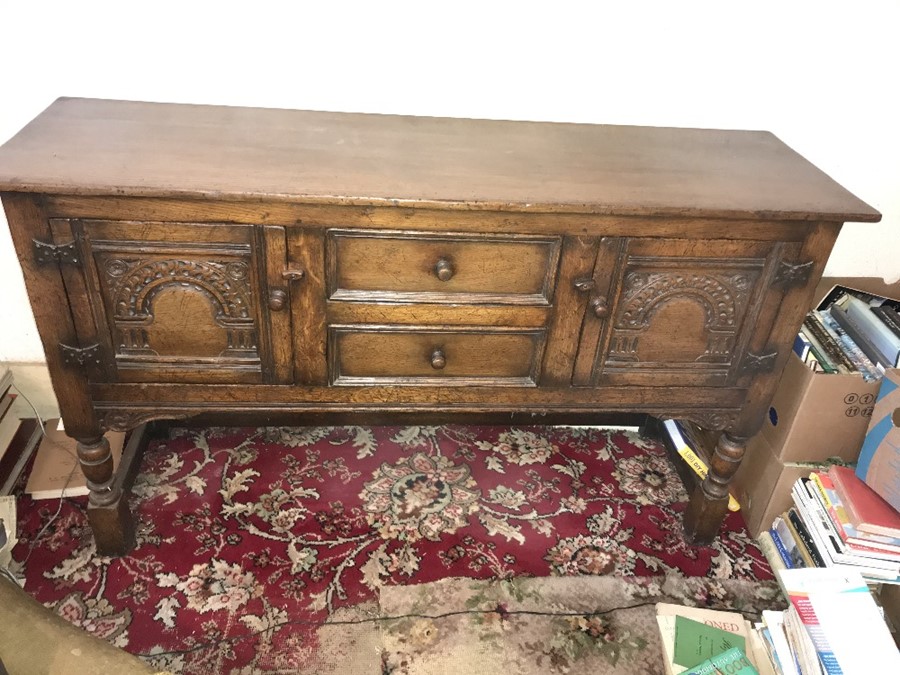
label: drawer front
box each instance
[329,326,546,386]
[327,230,561,304]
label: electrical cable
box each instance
[136,600,765,658]
[8,384,79,567]
[5,384,770,662]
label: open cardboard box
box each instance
[759,277,900,463]
[734,277,900,536]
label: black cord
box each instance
[137,600,764,659]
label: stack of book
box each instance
[795,286,900,379]
[760,567,900,674]
[656,568,900,674]
[655,602,774,674]
[0,369,42,496]
[757,465,900,585]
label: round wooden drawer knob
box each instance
[434,258,454,282]
[268,288,288,311]
[430,349,447,370]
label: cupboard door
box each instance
[575,237,795,387]
[54,219,292,384]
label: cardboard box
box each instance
[736,277,900,535]
[760,352,879,463]
[758,277,900,464]
[732,432,814,537]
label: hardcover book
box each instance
[656,603,754,675]
[830,465,900,539]
[776,567,900,673]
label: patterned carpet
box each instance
[9,425,774,673]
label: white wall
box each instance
[1,0,898,362]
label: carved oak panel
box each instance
[65,220,281,384]
[586,238,784,387]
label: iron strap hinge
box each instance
[60,343,102,369]
[774,260,814,289]
[739,350,778,376]
[33,239,81,266]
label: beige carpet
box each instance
[302,573,784,674]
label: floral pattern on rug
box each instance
[10,425,773,674]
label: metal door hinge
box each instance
[60,343,102,369]
[739,350,778,376]
[33,239,80,266]
[774,260,813,289]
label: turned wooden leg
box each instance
[76,435,135,556]
[683,431,747,545]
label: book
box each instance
[756,531,787,573]
[0,418,41,496]
[799,316,840,373]
[662,419,740,512]
[684,647,758,675]
[781,605,820,675]
[656,603,755,675]
[0,393,21,460]
[872,304,900,341]
[772,516,806,568]
[830,300,892,371]
[781,513,816,568]
[830,465,900,539]
[0,369,11,398]
[24,421,125,499]
[839,292,900,368]
[794,477,900,580]
[786,507,826,568]
[746,626,778,675]
[777,567,900,673]
[813,470,900,558]
[768,526,795,569]
[793,331,813,361]
[0,392,15,424]
[804,313,857,374]
[818,310,881,381]
[761,610,800,675]
[674,615,746,670]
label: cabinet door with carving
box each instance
[52,219,293,384]
[573,236,800,388]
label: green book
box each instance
[673,615,746,669]
[684,647,759,675]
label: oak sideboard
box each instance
[0,98,880,555]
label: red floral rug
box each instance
[9,425,772,673]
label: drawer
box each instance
[327,230,561,304]
[329,326,546,386]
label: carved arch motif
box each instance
[108,259,252,321]
[607,270,755,365]
[617,271,751,331]
[102,257,257,357]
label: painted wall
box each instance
[1,1,897,362]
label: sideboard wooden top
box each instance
[0,97,880,222]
